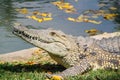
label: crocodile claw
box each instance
[45,73,63,80]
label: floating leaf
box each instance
[67,17,76,22]
[98,3,106,7]
[67,15,102,24]
[52,1,76,13]
[109,7,117,10]
[26,15,53,23]
[103,13,118,20]
[33,11,52,17]
[43,17,53,21]
[37,19,43,23]
[91,15,99,18]
[16,8,28,14]
[86,20,102,24]
[85,29,99,36]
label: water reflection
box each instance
[0,0,16,28]
[0,0,33,54]
[0,0,120,53]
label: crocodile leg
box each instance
[46,60,91,79]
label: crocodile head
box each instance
[13,24,78,57]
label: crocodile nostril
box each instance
[29,36,32,39]
[18,31,22,34]
[62,35,66,37]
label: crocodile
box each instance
[13,24,120,79]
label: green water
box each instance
[0,0,120,54]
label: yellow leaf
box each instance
[87,20,102,24]
[0,61,5,64]
[52,1,76,13]
[52,1,62,6]
[37,18,43,23]
[26,15,38,21]
[26,61,36,65]
[43,17,53,21]
[31,15,38,20]
[91,15,98,18]
[33,48,42,55]
[33,10,40,15]
[26,16,32,19]
[63,2,70,5]
[40,13,52,17]
[50,75,63,80]
[16,8,28,14]
[67,17,76,22]
[33,11,52,17]
[62,4,73,9]
[65,8,76,13]
[85,29,99,36]
[103,13,118,20]
[109,7,117,10]
[98,3,106,7]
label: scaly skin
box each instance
[13,24,120,79]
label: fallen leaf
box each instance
[52,1,76,13]
[109,7,117,10]
[86,20,102,24]
[16,8,28,14]
[67,15,102,24]
[0,61,5,64]
[37,18,43,23]
[26,61,36,65]
[67,17,76,22]
[98,3,106,7]
[43,17,53,21]
[85,29,99,36]
[51,75,63,80]
[103,13,118,20]
[33,11,52,17]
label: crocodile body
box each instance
[13,24,120,79]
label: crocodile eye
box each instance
[50,32,56,36]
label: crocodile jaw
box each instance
[13,25,77,57]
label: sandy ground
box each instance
[0,47,40,62]
[0,31,119,62]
